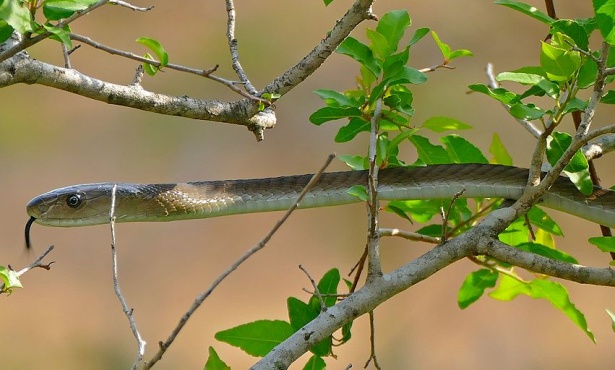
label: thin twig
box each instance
[363,311,381,370]
[145,154,336,369]
[299,265,326,311]
[418,63,455,73]
[366,99,383,280]
[109,184,146,370]
[109,0,154,11]
[61,43,71,69]
[440,189,466,243]
[0,245,55,294]
[68,33,269,104]
[225,0,257,95]
[378,228,440,244]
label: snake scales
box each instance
[24,164,615,247]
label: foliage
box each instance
[3,1,615,368]
[207,2,615,366]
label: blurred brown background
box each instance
[2,1,615,369]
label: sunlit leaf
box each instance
[515,242,577,264]
[594,0,615,45]
[375,10,410,56]
[489,133,513,165]
[495,0,555,25]
[409,135,451,164]
[337,36,381,77]
[546,132,592,195]
[422,116,472,132]
[458,269,498,309]
[0,0,33,33]
[204,347,230,370]
[588,236,615,252]
[136,36,169,67]
[215,320,294,357]
[309,106,362,125]
[303,355,326,370]
[440,135,488,164]
[43,0,98,21]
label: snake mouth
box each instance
[25,216,36,249]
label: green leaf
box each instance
[288,297,319,331]
[386,203,414,223]
[415,224,442,237]
[375,10,411,56]
[468,84,519,105]
[347,185,368,202]
[495,0,555,25]
[440,135,488,164]
[492,275,594,342]
[141,52,158,76]
[136,36,169,67]
[431,31,451,60]
[489,274,532,301]
[422,116,472,132]
[448,48,473,60]
[496,71,544,85]
[407,27,430,47]
[383,86,414,116]
[204,347,230,370]
[323,0,334,6]
[0,0,33,34]
[499,219,531,246]
[551,19,589,51]
[527,206,563,236]
[601,89,615,103]
[606,309,615,333]
[540,41,582,81]
[43,22,72,47]
[314,89,358,107]
[335,117,370,142]
[338,155,367,170]
[458,269,499,309]
[496,71,559,98]
[0,20,12,43]
[0,266,22,293]
[588,236,615,252]
[303,355,326,370]
[509,102,546,120]
[43,0,98,21]
[366,28,390,60]
[530,279,595,342]
[489,133,513,165]
[386,199,443,223]
[310,268,340,309]
[546,132,592,195]
[214,320,294,357]
[337,37,381,77]
[309,106,362,125]
[515,242,578,264]
[408,135,451,164]
[594,0,615,45]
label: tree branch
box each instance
[260,0,376,96]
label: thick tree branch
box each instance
[254,204,615,368]
[0,54,275,131]
[481,240,615,286]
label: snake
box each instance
[24,164,615,247]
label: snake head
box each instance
[26,183,115,227]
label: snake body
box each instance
[26,164,615,228]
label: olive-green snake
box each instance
[25,164,615,247]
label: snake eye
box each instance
[66,193,83,208]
